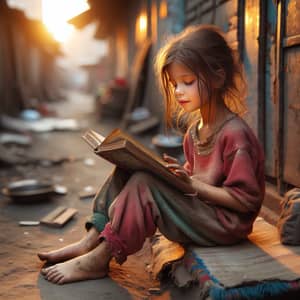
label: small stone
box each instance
[84,185,94,192]
[148,287,162,295]
[84,158,95,166]
[19,221,40,226]
[53,185,68,195]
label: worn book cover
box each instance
[82,128,192,193]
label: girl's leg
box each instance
[42,170,156,284]
[86,167,130,232]
[100,171,237,264]
[38,168,130,264]
[37,227,99,264]
[41,240,112,284]
[42,171,233,284]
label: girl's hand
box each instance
[163,153,190,182]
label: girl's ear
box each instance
[213,69,225,89]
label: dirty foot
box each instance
[38,227,99,264]
[41,240,111,284]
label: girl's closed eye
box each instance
[170,79,195,88]
[184,80,195,86]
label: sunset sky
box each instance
[41,0,90,43]
[7,0,108,67]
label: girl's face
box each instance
[167,62,208,113]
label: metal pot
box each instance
[1,179,58,203]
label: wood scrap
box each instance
[40,206,78,227]
[79,190,96,199]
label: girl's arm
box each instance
[163,160,248,212]
[163,155,255,213]
[190,177,249,213]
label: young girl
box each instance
[38,24,265,285]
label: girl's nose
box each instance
[175,86,184,97]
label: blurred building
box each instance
[0,0,62,116]
[0,0,299,214]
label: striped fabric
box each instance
[175,218,300,299]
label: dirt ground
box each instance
[0,91,194,300]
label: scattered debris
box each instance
[0,144,33,165]
[84,158,95,166]
[18,221,40,226]
[53,185,68,195]
[40,206,78,227]
[79,185,96,199]
[1,114,81,133]
[0,145,81,167]
[148,287,162,295]
[1,179,55,203]
[0,133,32,146]
[38,156,81,167]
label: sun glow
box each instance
[42,0,89,43]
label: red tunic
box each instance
[183,116,265,239]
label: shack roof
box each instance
[68,0,130,39]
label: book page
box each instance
[82,129,105,149]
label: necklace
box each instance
[191,114,236,155]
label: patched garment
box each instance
[88,116,265,264]
[183,116,265,239]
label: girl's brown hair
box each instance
[155,24,247,129]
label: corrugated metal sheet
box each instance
[286,0,300,37]
[283,48,300,186]
[282,0,300,187]
[243,0,260,135]
[264,0,277,178]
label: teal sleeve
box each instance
[85,212,109,233]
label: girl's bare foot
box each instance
[41,240,111,284]
[38,227,99,264]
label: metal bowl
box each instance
[1,179,55,203]
[152,134,183,148]
[152,134,183,157]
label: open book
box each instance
[82,128,193,193]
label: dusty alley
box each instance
[0,91,189,300]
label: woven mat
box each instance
[172,217,300,299]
